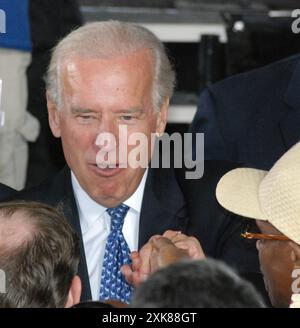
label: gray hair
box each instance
[46,20,176,111]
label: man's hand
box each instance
[162,230,205,260]
[121,231,205,287]
[121,242,153,287]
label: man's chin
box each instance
[92,194,126,209]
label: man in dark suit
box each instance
[190,54,300,170]
[14,21,262,303]
[0,183,14,200]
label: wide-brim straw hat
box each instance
[216,142,300,245]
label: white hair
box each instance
[46,20,176,111]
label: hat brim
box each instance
[216,168,268,221]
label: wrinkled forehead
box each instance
[58,50,155,108]
[60,49,154,82]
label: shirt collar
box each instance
[71,172,107,234]
[71,169,148,233]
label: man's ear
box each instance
[155,98,169,136]
[47,92,61,138]
[65,275,82,308]
[289,242,300,267]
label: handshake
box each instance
[121,230,205,287]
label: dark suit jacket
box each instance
[189,54,300,170]
[0,183,15,200]
[13,163,263,301]
[176,161,268,301]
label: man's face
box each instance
[256,220,294,307]
[48,49,168,207]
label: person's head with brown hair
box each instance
[0,201,81,308]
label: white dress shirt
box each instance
[71,170,148,300]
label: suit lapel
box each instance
[281,60,300,150]
[138,167,189,248]
[49,168,92,301]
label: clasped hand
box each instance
[121,230,205,287]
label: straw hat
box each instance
[216,142,300,245]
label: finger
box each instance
[121,264,148,288]
[132,271,145,287]
[168,232,190,243]
[163,230,182,240]
[148,234,163,244]
[174,239,205,260]
[149,247,160,272]
[138,243,153,276]
[121,264,134,285]
[152,236,174,250]
[131,251,142,272]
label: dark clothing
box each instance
[0,183,15,200]
[189,54,300,170]
[26,0,82,188]
[29,0,82,53]
[176,161,268,301]
[14,162,263,301]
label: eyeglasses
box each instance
[241,224,291,241]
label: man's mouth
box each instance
[89,163,123,177]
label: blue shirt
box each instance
[0,0,31,51]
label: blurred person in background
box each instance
[131,258,264,308]
[25,0,82,188]
[190,54,300,170]
[0,0,39,190]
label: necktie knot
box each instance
[107,204,129,232]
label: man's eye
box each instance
[121,115,133,121]
[78,115,94,120]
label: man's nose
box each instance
[97,116,115,134]
[94,118,118,152]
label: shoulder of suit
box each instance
[0,184,16,200]
[209,54,300,94]
[176,160,240,187]
[9,167,71,204]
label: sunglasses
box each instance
[241,223,291,241]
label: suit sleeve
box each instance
[189,88,231,162]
